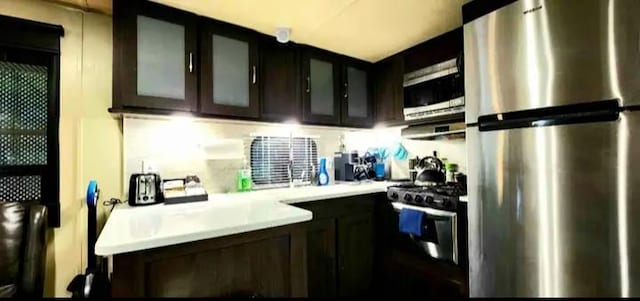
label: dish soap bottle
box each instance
[237,159,252,192]
[318,158,329,186]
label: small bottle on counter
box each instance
[237,159,252,192]
[445,162,459,183]
[318,158,329,186]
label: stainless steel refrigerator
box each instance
[464,0,640,297]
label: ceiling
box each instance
[46,0,111,14]
[153,0,463,62]
[44,0,463,62]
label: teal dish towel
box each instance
[399,208,425,237]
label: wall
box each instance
[0,0,466,296]
[403,138,467,173]
[0,0,120,297]
[123,116,402,194]
[122,116,468,194]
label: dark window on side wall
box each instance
[0,15,63,227]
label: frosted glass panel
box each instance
[212,35,249,107]
[137,15,185,99]
[310,58,334,116]
[347,67,368,118]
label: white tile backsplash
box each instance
[403,137,467,173]
[122,115,467,195]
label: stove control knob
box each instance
[403,194,413,202]
[425,196,434,204]
[414,195,424,203]
[390,192,399,200]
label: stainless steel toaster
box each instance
[128,173,163,206]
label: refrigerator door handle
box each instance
[478,99,620,132]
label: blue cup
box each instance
[375,163,385,179]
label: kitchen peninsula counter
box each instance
[95,181,391,256]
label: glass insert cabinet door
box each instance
[309,58,335,116]
[346,66,369,118]
[136,15,186,100]
[303,52,340,125]
[116,1,198,112]
[200,27,259,118]
[212,34,250,107]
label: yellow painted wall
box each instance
[0,0,121,297]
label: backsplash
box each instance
[402,138,467,173]
[122,116,402,195]
[122,116,467,196]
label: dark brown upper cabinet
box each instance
[113,0,379,128]
[373,54,404,124]
[301,49,342,126]
[259,39,301,121]
[341,58,373,127]
[113,0,198,111]
[404,27,462,73]
[199,19,260,118]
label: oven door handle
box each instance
[391,201,459,264]
[391,202,457,218]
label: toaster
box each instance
[128,173,164,206]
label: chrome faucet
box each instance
[288,159,294,188]
[289,161,314,188]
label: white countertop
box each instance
[95,181,392,256]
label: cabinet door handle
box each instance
[329,257,338,278]
[343,83,348,99]
[188,52,194,73]
[306,77,311,93]
[252,65,257,84]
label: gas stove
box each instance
[387,183,462,211]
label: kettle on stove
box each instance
[414,151,446,186]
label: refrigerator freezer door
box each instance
[467,112,640,297]
[464,0,640,124]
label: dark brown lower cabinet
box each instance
[337,213,375,297]
[111,224,307,297]
[305,219,337,297]
[295,193,383,298]
[109,193,385,298]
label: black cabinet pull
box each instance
[306,77,311,93]
[252,65,257,84]
[343,83,348,99]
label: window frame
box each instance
[0,15,63,227]
[250,135,318,189]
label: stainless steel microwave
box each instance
[403,56,465,121]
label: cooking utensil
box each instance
[415,155,445,185]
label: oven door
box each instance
[391,202,458,264]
